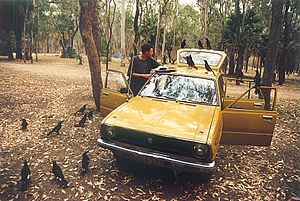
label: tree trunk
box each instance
[161,24,166,62]
[262,0,283,110]
[155,1,161,59]
[79,0,103,112]
[245,54,250,72]
[228,47,235,75]
[236,45,244,73]
[204,0,208,43]
[120,0,126,55]
[278,0,290,85]
[133,0,140,56]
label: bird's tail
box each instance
[59,178,69,188]
[20,180,30,191]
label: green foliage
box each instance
[223,9,266,52]
[175,4,203,47]
[62,47,77,58]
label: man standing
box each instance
[127,44,160,96]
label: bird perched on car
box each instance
[74,104,87,115]
[80,151,90,176]
[21,119,29,130]
[198,40,203,49]
[181,39,186,48]
[20,160,31,191]
[47,121,64,136]
[205,38,212,50]
[75,113,88,127]
[185,55,197,70]
[204,60,215,76]
[254,69,261,94]
[52,161,68,188]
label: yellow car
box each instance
[97,49,277,177]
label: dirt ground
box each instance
[0,54,299,201]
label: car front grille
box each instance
[110,126,195,158]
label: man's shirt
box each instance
[127,56,159,96]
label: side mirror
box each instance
[119,87,128,93]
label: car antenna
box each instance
[204,60,215,76]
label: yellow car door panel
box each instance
[221,86,277,146]
[221,109,277,146]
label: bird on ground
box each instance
[21,119,29,130]
[198,40,203,49]
[52,161,68,188]
[47,121,64,136]
[205,38,212,50]
[204,60,215,76]
[181,39,186,48]
[80,151,90,176]
[20,160,31,191]
[87,111,93,119]
[254,69,261,94]
[185,55,197,70]
[75,113,88,127]
[74,104,87,115]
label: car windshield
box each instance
[140,74,218,106]
[179,51,222,66]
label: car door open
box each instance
[100,70,132,117]
[221,85,277,146]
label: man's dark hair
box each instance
[141,44,153,54]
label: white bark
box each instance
[120,0,126,55]
[155,1,161,59]
[204,0,208,45]
[161,24,167,61]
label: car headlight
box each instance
[100,124,115,139]
[193,143,210,159]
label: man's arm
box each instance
[132,73,152,78]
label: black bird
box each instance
[204,60,215,75]
[181,39,186,48]
[52,161,68,188]
[47,121,64,136]
[75,104,87,115]
[185,55,197,70]
[254,69,261,94]
[87,111,93,119]
[205,38,212,50]
[21,119,29,130]
[80,151,90,176]
[75,113,88,127]
[20,160,31,191]
[198,40,203,49]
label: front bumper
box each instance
[97,138,215,173]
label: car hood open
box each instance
[103,97,216,143]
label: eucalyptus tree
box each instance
[262,0,284,110]
[79,0,103,111]
[154,0,171,58]
[45,0,80,58]
[278,0,300,84]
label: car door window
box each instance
[106,70,128,92]
[224,78,276,111]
